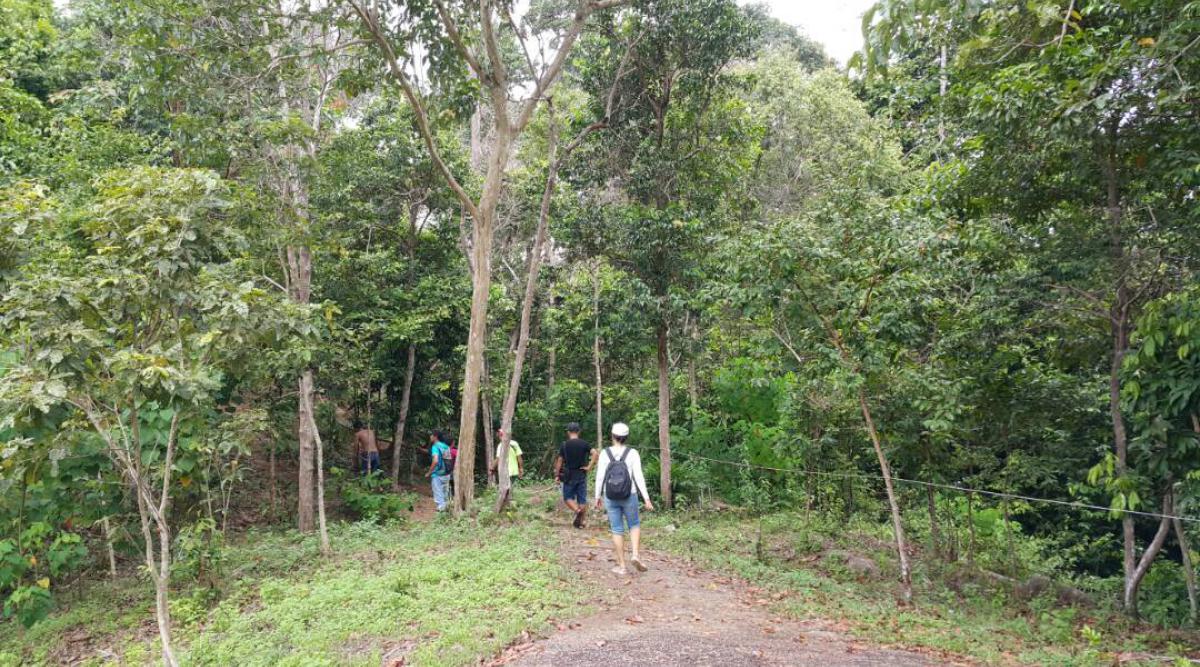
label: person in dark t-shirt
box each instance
[555,422,595,528]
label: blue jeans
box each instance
[562,476,587,505]
[604,495,640,535]
[360,452,380,475]
[431,474,450,511]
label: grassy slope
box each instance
[645,511,1199,666]
[0,517,579,666]
[4,499,1197,666]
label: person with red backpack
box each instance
[593,422,653,575]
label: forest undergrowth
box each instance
[4,486,1198,666]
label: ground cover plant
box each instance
[0,519,578,666]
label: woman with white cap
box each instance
[593,422,654,575]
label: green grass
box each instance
[645,511,1199,666]
[0,517,580,666]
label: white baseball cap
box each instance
[611,422,630,438]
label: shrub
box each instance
[336,469,416,523]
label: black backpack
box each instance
[603,447,633,500]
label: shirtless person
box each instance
[353,421,390,475]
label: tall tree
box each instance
[349,0,625,512]
[569,0,761,506]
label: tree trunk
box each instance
[857,387,912,601]
[269,439,277,516]
[1124,492,1174,615]
[99,471,117,579]
[593,261,604,446]
[1174,512,1198,622]
[1102,134,1145,614]
[482,363,496,486]
[967,491,977,566]
[296,367,316,532]
[496,115,559,512]
[152,524,176,667]
[926,484,941,559]
[687,315,699,415]
[1003,497,1017,577]
[454,127,511,514]
[391,343,416,491]
[307,405,331,555]
[657,321,673,508]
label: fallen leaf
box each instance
[625,615,645,624]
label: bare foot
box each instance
[631,557,647,572]
[611,566,627,576]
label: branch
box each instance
[479,0,509,121]
[432,0,486,79]
[555,26,644,161]
[157,410,181,518]
[499,3,539,83]
[772,323,808,367]
[1056,0,1075,46]
[512,0,625,132]
[349,0,480,220]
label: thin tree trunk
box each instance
[312,417,331,556]
[937,43,947,146]
[496,112,559,512]
[546,341,557,402]
[1185,419,1200,621]
[99,472,117,579]
[152,525,176,667]
[482,363,496,486]
[1103,133,1141,613]
[967,491,977,566]
[1003,497,1017,578]
[308,406,331,555]
[296,367,316,531]
[657,321,673,509]
[857,387,912,601]
[269,440,277,516]
[391,343,416,491]
[1174,511,1198,622]
[687,315,699,415]
[927,484,941,560]
[1124,493,1174,615]
[593,261,604,447]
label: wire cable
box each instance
[665,449,1200,525]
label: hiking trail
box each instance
[489,511,954,667]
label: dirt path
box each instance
[493,517,949,667]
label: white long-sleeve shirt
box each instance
[594,445,650,502]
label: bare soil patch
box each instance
[492,519,955,667]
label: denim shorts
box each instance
[562,477,587,504]
[604,494,640,535]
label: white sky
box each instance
[741,0,876,66]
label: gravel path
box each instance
[491,522,951,667]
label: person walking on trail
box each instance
[490,428,524,487]
[555,422,595,528]
[594,422,653,575]
[426,431,452,512]
[353,421,389,476]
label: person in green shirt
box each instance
[490,428,524,486]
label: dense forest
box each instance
[1,0,1199,664]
